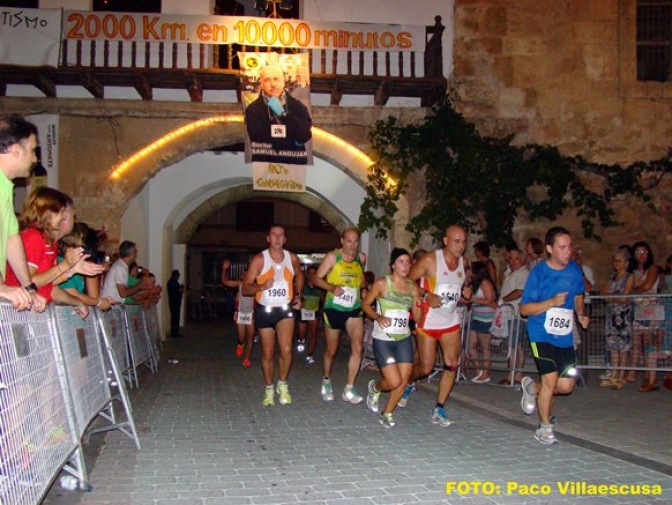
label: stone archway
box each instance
[95,115,375,232]
[174,184,352,244]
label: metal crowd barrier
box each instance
[445,293,672,386]
[0,301,151,504]
[425,303,535,386]
[123,305,159,388]
[577,293,672,374]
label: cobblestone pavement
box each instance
[43,321,672,504]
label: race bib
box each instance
[301,309,315,321]
[334,286,357,309]
[237,311,253,325]
[261,281,290,307]
[435,283,461,310]
[544,307,573,336]
[384,309,410,337]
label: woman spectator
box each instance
[474,241,497,291]
[58,222,114,310]
[629,241,661,391]
[4,187,102,315]
[467,261,498,383]
[362,248,423,428]
[599,249,634,389]
[525,237,544,270]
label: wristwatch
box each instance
[24,282,38,292]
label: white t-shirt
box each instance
[101,258,129,304]
[499,266,529,312]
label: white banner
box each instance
[0,8,62,67]
[62,11,424,52]
[27,114,60,189]
[240,52,313,166]
[252,163,306,193]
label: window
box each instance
[92,0,161,13]
[637,0,672,81]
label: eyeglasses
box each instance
[613,258,628,262]
[635,250,649,255]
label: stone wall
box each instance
[450,0,672,284]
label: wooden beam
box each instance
[374,81,390,106]
[185,74,203,102]
[134,75,153,100]
[81,73,104,99]
[330,82,342,106]
[35,72,56,97]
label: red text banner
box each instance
[62,11,424,52]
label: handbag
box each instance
[489,306,511,338]
[633,303,665,321]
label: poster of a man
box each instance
[241,53,313,165]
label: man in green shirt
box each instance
[0,114,46,312]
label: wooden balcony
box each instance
[0,16,447,107]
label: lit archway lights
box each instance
[109,116,378,181]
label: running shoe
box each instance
[342,386,363,404]
[262,386,274,406]
[366,380,380,413]
[235,344,244,357]
[296,339,305,352]
[534,423,558,445]
[306,355,315,365]
[242,358,251,368]
[276,382,292,405]
[321,378,334,401]
[598,370,612,380]
[379,412,396,428]
[430,407,452,427]
[520,376,537,415]
[397,383,415,408]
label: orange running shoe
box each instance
[242,358,251,367]
[236,344,244,357]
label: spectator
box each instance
[101,240,150,304]
[474,241,498,291]
[467,261,498,383]
[0,114,46,311]
[167,269,185,338]
[5,187,103,317]
[58,222,114,310]
[498,246,529,385]
[599,249,634,389]
[525,237,544,270]
[629,241,661,391]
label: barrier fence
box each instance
[421,293,672,386]
[0,302,160,505]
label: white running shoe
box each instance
[342,386,363,404]
[321,378,334,402]
[520,376,537,415]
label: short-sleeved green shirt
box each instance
[0,170,19,280]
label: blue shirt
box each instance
[521,260,585,348]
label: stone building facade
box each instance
[3,0,671,289]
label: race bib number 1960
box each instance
[544,307,573,336]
